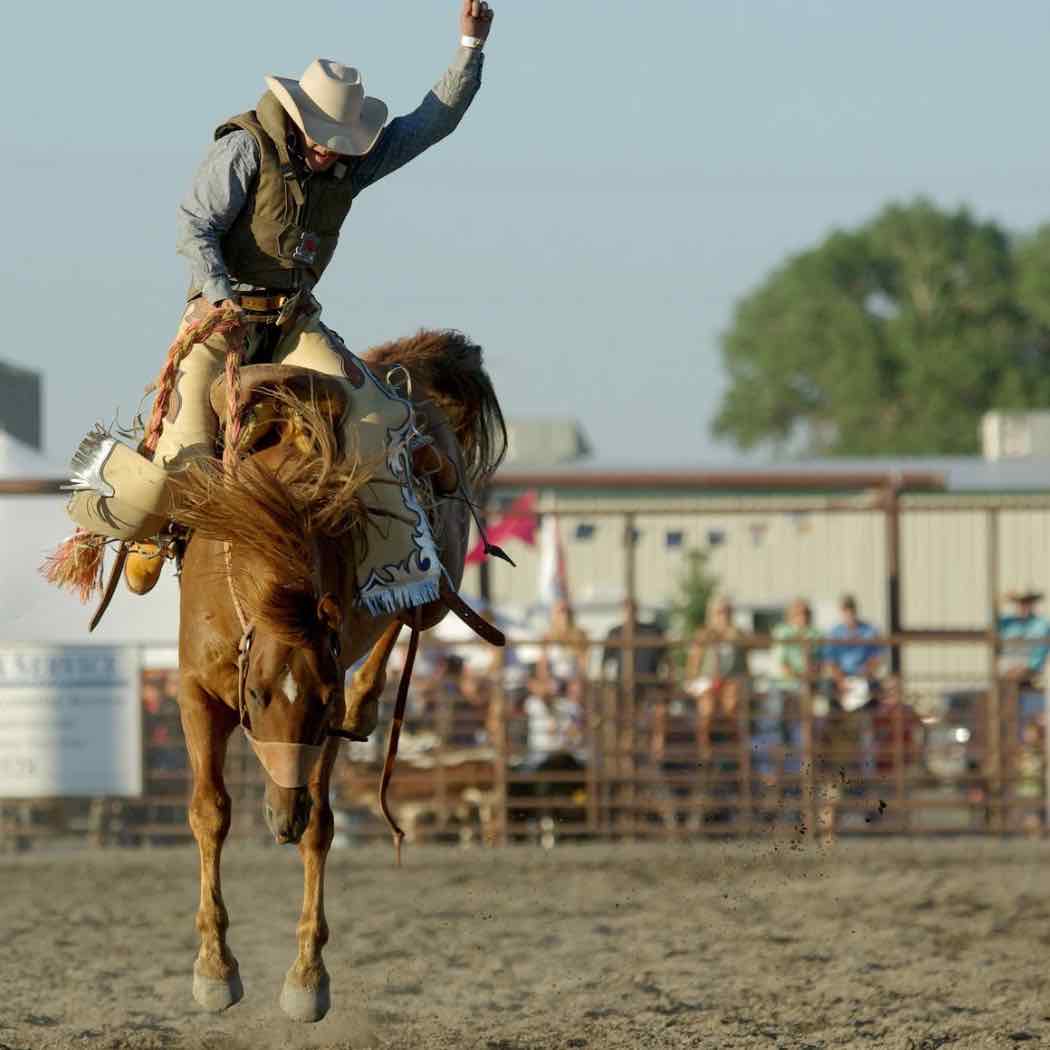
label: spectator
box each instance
[649,692,701,833]
[754,598,819,781]
[683,596,749,825]
[869,676,924,831]
[684,595,750,702]
[998,590,1050,728]
[602,599,670,692]
[870,676,924,780]
[823,594,883,710]
[537,599,590,687]
[506,673,587,842]
[413,652,468,743]
[811,700,865,845]
[1015,719,1045,837]
[457,667,499,749]
[523,673,585,768]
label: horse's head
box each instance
[238,590,345,845]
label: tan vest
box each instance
[203,92,357,294]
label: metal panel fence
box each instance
[0,634,1047,850]
[4,494,1050,849]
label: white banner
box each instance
[0,646,142,798]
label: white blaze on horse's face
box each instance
[281,668,300,705]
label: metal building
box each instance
[0,360,42,451]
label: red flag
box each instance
[465,490,539,566]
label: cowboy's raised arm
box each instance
[176,132,261,305]
[353,0,494,194]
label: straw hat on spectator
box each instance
[1006,589,1044,605]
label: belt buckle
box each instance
[276,290,303,327]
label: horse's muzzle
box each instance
[264,788,313,845]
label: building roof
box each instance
[492,455,1050,494]
[504,418,592,468]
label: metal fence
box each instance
[4,492,1050,849]
[1,634,1047,851]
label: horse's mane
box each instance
[169,392,374,644]
[362,329,507,489]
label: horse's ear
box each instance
[317,593,342,633]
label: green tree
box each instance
[714,198,1050,455]
[671,547,719,639]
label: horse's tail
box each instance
[363,329,507,489]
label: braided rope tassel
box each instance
[143,304,246,458]
[40,528,107,603]
[222,340,246,473]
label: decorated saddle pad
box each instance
[63,356,446,618]
[340,358,444,616]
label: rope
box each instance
[142,303,246,459]
[223,541,250,633]
[222,344,245,472]
[379,607,422,867]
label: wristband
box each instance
[461,34,485,49]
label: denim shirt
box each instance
[824,621,882,677]
[998,613,1050,673]
[176,46,484,303]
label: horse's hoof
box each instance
[280,973,331,1023]
[193,969,244,1013]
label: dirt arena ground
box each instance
[2,837,1049,1049]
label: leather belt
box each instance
[237,292,292,313]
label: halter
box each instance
[225,540,327,790]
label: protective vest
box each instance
[209,92,358,293]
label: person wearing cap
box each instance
[998,591,1050,735]
[997,590,1050,686]
[125,0,494,590]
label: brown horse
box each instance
[167,330,505,1022]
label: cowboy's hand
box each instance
[215,299,245,320]
[461,0,494,42]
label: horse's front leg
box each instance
[280,738,339,1023]
[179,681,244,1012]
[340,620,401,740]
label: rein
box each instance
[379,607,422,866]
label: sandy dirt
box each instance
[1,837,1049,1049]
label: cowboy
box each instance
[998,589,1050,686]
[124,0,494,592]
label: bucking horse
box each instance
[46,326,506,1021]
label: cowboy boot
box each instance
[124,542,165,595]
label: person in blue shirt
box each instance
[997,590,1050,730]
[822,594,884,710]
[997,590,1050,685]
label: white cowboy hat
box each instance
[264,59,388,156]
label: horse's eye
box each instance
[248,687,264,706]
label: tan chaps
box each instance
[153,297,355,470]
[67,298,357,541]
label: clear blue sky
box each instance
[3,0,1050,467]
